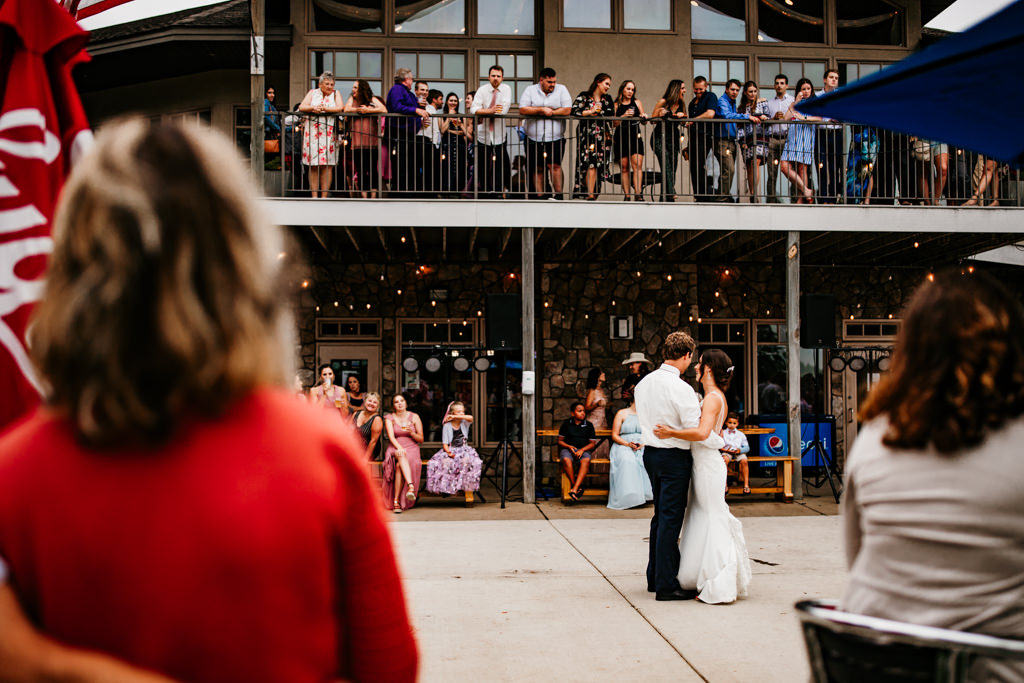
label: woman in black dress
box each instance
[650,79,687,202]
[353,391,384,461]
[571,73,615,200]
[612,80,647,201]
[439,92,470,196]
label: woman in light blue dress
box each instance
[607,379,653,510]
[780,78,819,203]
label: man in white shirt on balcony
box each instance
[634,331,700,601]
[415,84,443,196]
[815,69,843,203]
[764,73,794,203]
[518,67,572,199]
[470,64,513,199]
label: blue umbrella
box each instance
[797,0,1024,166]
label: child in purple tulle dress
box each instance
[426,401,483,495]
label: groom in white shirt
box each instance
[634,331,701,600]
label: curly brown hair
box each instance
[859,269,1024,453]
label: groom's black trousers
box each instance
[643,446,693,593]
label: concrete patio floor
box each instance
[388,484,845,682]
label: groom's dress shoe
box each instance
[655,589,699,601]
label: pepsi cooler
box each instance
[747,415,836,468]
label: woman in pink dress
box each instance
[383,394,423,513]
[298,71,343,198]
[310,363,348,419]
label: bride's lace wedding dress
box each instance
[677,391,752,604]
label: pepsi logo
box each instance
[766,435,786,456]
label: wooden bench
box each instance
[369,459,476,507]
[538,427,795,503]
[726,456,798,501]
[537,428,614,503]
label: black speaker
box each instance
[487,293,521,349]
[801,294,836,349]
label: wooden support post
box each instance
[522,227,536,504]
[250,0,265,185]
[787,231,803,499]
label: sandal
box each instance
[568,490,579,501]
[393,501,402,514]
[743,487,751,495]
[405,483,416,501]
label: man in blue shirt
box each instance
[687,77,717,202]
[714,79,762,203]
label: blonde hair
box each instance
[31,118,293,445]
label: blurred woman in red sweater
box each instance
[0,119,417,683]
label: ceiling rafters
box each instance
[309,226,337,260]
[498,227,513,259]
[342,226,360,253]
[577,229,610,259]
[467,226,479,259]
[410,227,420,261]
[375,226,388,252]
[442,226,447,254]
[737,233,786,262]
[667,230,732,258]
[557,228,578,255]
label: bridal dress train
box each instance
[677,395,752,604]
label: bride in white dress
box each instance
[654,348,752,604]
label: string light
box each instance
[397,289,402,295]
[927,272,935,282]
[301,280,309,288]
[333,301,339,307]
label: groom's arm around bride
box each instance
[633,332,701,600]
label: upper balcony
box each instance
[258,111,1021,266]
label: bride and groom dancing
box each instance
[634,331,752,603]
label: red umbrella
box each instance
[0,0,92,430]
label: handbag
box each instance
[911,138,932,162]
[264,138,280,154]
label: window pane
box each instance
[782,62,802,82]
[486,355,523,441]
[419,53,441,79]
[478,0,534,35]
[311,0,383,32]
[692,0,745,41]
[401,323,424,342]
[517,54,533,77]
[443,53,465,79]
[395,53,417,73]
[564,0,611,29]
[498,53,515,77]
[759,61,779,88]
[694,58,710,80]
[729,59,745,82]
[426,321,447,343]
[838,0,904,46]
[396,0,466,34]
[624,0,670,30]
[479,55,491,78]
[711,59,727,82]
[804,62,825,87]
[360,52,382,79]
[335,51,357,77]
[400,351,474,442]
[758,0,824,43]
[757,346,787,414]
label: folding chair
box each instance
[796,599,1024,683]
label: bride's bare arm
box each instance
[652,394,725,441]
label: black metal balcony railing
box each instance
[262,111,1020,206]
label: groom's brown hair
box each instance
[662,331,695,360]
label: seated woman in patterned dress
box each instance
[426,401,483,496]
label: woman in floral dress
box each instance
[571,73,614,200]
[298,71,343,198]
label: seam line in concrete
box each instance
[534,504,710,683]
